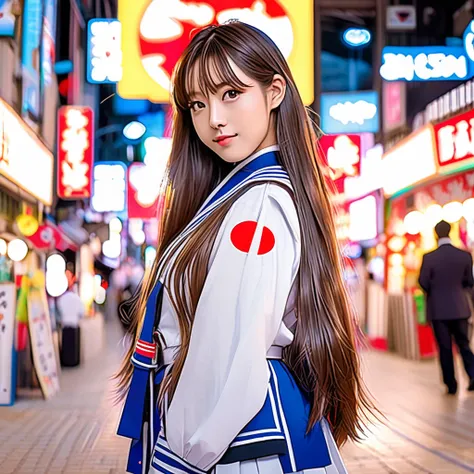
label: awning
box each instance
[27,219,79,252]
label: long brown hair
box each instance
[116,21,377,447]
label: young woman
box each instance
[116,21,376,474]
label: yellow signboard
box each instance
[118,0,314,105]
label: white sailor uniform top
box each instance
[117,146,348,474]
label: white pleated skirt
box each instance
[211,420,347,474]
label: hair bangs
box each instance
[176,39,251,109]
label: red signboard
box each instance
[434,109,474,169]
[318,134,361,192]
[57,106,94,199]
[127,162,159,219]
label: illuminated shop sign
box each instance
[91,162,127,213]
[380,46,468,82]
[320,91,379,134]
[386,5,416,31]
[87,19,123,84]
[342,28,371,48]
[381,20,474,82]
[22,0,42,118]
[127,137,170,219]
[0,99,53,205]
[349,194,378,242]
[382,126,438,197]
[57,106,94,199]
[433,109,474,171]
[344,144,384,200]
[319,134,361,191]
[118,0,314,104]
[42,0,58,87]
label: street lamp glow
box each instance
[7,239,28,262]
[123,121,146,140]
[343,28,372,48]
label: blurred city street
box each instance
[1,319,474,474]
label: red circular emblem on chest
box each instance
[230,221,275,255]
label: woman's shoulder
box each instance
[233,182,294,207]
[232,183,299,234]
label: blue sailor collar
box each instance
[199,145,281,211]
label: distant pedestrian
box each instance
[419,220,474,394]
[57,276,85,367]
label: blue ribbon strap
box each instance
[118,282,162,440]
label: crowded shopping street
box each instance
[3,0,474,473]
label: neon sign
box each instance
[380,47,468,82]
[342,28,371,48]
[344,144,384,200]
[128,137,171,218]
[381,126,438,197]
[381,20,474,82]
[0,99,53,205]
[434,109,474,170]
[91,162,127,213]
[319,134,361,184]
[87,19,123,84]
[349,195,378,242]
[320,91,379,134]
[118,0,314,104]
[57,107,94,199]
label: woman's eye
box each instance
[189,101,205,112]
[223,90,240,100]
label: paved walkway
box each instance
[1,322,474,474]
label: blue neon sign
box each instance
[343,28,371,48]
[22,0,42,118]
[320,91,379,134]
[381,20,474,81]
[87,19,122,84]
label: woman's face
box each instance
[188,59,286,163]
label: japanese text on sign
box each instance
[434,109,474,169]
[57,107,94,199]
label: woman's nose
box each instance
[209,101,227,129]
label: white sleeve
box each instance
[165,183,301,470]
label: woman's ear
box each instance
[268,74,286,110]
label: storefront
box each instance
[339,143,387,349]
[0,98,56,405]
[382,109,474,360]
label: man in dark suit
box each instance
[419,220,474,394]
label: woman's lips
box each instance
[213,134,237,146]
